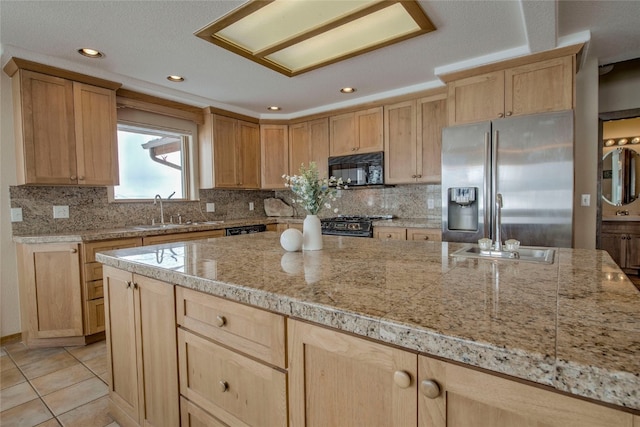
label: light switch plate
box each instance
[249,202,255,211]
[11,207,23,222]
[206,202,215,212]
[581,194,591,207]
[53,205,69,219]
[427,198,435,209]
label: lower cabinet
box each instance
[601,221,640,273]
[289,319,634,427]
[374,226,442,242]
[16,242,84,346]
[288,319,417,426]
[103,266,179,427]
[176,287,287,427]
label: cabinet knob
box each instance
[423,236,429,240]
[219,381,229,393]
[133,282,138,289]
[498,113,504,118]
[126,281,132,289]
[505,111,512,117]
[411,175,416,178]
[386,234,393,239]
[420,379,441,399]
[416,174,422,178]
[216,315,227,327]
[70,248,78,253]
[393,370,412,388]
[78,176,85,181]
[70,175,77,181]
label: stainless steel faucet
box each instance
[494,193,503,251]
[154,194,165,225]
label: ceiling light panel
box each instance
[195,0,435,77]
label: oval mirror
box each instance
[602,147,639,206]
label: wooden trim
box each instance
[116,89,204,124]
[3,57,121,90]
[0,333,22,345]
[203,106,259,123]
[438,43,584,83]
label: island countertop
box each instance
[96,232,640,412]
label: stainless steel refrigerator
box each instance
[441,110,573,248]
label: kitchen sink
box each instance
[450,245,555,264]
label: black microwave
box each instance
[328,151,384,187]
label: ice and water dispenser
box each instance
[447,187,478,231]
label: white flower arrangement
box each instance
[283,162,348,215]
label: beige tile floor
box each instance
[0,340,121,427]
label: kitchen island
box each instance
[96,232,639,426]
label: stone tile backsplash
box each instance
[10,184,441,235]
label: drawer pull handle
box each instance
[393,370,412,388]
[216,315,227,327]
[420,379,441,399]
[219,381,229,393]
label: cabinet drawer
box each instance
[83,238,142,263]
[407,228,442,242]
[85,298,105,335]
[374,226,407,240]
[85,279,103,300]
[180,397,228,427]
[84,261,103,282]
[176,287,286,368]
[178,329,287,427]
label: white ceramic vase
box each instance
[302,214,323,251]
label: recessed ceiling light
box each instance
[340,87,357,94]
[77,48,103,58]
[167,75,185,82]
[267,106,281,111]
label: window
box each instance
[113,108,198,201]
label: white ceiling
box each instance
[1,0,639,119]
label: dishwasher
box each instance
[224,224,267,236]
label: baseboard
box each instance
[1,333,22,345]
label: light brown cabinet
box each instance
[288,319,417,426]
[176,287,287,426]
[82,238,142,335]
[141,230,224,245]
[374,226,442,242]
[9,68,119,185]
[103,266,179,427]
[289,118,330,178]
[16,242,84,347]
[330,107,383,156]
[260,124,289,189]
[418,356,633,427]
[601,221,640,273]
[200,113,260,189]
[384,93,447,184]
[447,56,574,126]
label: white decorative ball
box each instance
[280,228,303,252]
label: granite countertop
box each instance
[11,217,438,243]
[96,233,640,412]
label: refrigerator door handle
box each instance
[490,130,499,240]
[484,131,492,238]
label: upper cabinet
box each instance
[289,118,330,179]
[384,92,447,184]
[200,112,260,189]
[330,107,383,156]
[260,124,289,189]
[5,59,120,185]
[446,55,575,126]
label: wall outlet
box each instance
[249,202,255,211]
[427,198,435,210]
[53,205,69,219]
[10,207,23,222]
[206,202,215,212]
[581,194,591,207]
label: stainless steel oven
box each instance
[321,215,391,237]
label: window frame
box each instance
[109,108,199,202]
